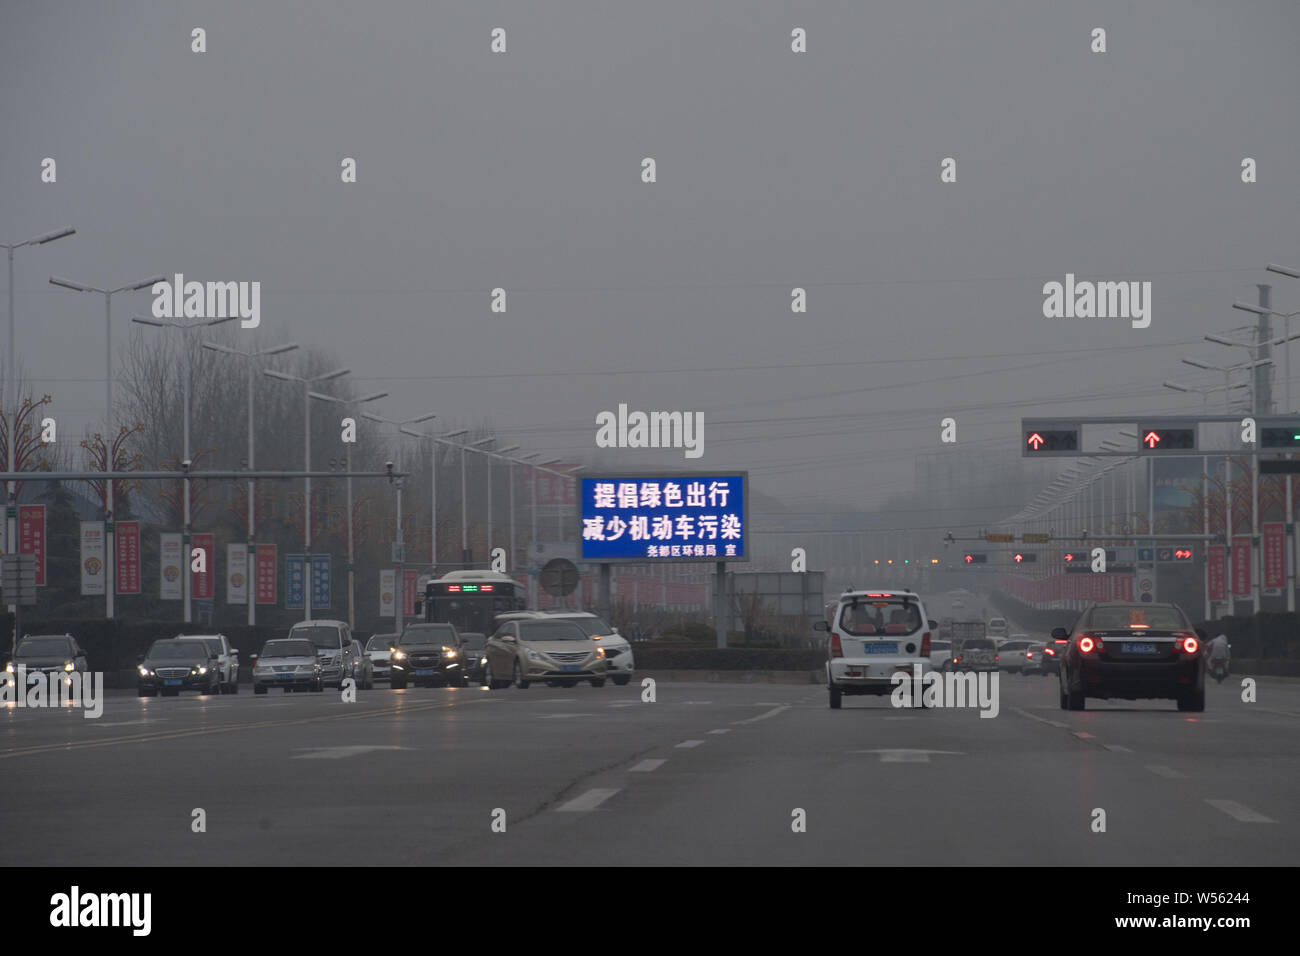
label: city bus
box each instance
[420,570,527,635]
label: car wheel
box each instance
[513,662,530,689]
[589,679,606,688]
[312,678,324,692]
[137,687,151,697]
[612,675,630,686]
[1066,681,1085,711]
[229,679,239,694]
[829,683,842,709]
[1058,677,1068,710]
[254,684,267,695]
[483,663,495,689]
[1177,687,1205,712]
[391,675,406,689]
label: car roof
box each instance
[839,589,921,600]
[174,633,226,640]
[292,619,347,627]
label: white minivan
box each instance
[987,617,1010,643]
[816,589,935,709]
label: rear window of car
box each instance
[1001,641,1030,651]
[262,640,314,658]
[838,600,922,637]
[931,641,951,651]
[290,625,345,650]
[961,638,995,650]
[1086,606,1188,631]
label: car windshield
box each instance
[401,626,455,646]
[1001,641,1030,651]
[1087,606,1188,630]
[838,600,922,637]
[17,636,71,656]
[931,641,951,651]
[291,626,344,650]
[519,621,590,642]
[262,640,314,658]
[149,642,208,660]
[561,617,613,636]
[961,639,995,650]
[366,635,395,651]
[180,638,224,655]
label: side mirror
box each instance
[812,620,830,632]
[1050,627,1068,640]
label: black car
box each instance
[458,632,488,684]
[1039,633,1069,676]
[138,639,220,697]
[390,623,468,688]
[1056,602,1205,712]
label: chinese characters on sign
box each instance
[310,554,331,611]
[192,533,215,601]
[286,554,305,610]
[1262,522,1285,591]
[580,476,746,561]
[116,521,140,595]
[1207,545,1226,603]
[255,544,277,605]
[19,504,45,586]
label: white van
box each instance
[987,617,1010,643]
[816,589,935,709]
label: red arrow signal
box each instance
[964,554,974,564]
[1064,552,1074,562]
[1013,553,1024,563]
[1027,432,1045,450]
[1144,431,1161,448]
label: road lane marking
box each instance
[1073,731,1094,739]
[1103,744,1132,752]
[293,746,410,759]
[556,788,620,812]
[675,740,704,748]
[1205,799,1275,823]
[536,713,596,719]
[1012,707,1069,729]
[1146,764,1184,779]
[681,701,714,705]
[706,729,730,734]
[629,759,666,772]
[733,705,789,725]
[850,749,964,763]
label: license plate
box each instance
[278,673,295,680]
[561,664,580,672]
[164,679,182,686]
[1121,642,1158,654]
[863,643,897,655]
[416,669,434,677]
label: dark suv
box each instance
[1056,602,1205,712]
[390,623,467,688]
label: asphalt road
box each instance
[2,670,1295,866]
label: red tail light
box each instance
[994,654,999,662]
[1078,634,1099,654]
[921,632,931,658]
[830,633,844,659]
[1025,651,1033,659]
[1043,647,1055,657]
[1177,634,1199,654]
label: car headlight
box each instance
[524,648,544,662]
[198,666,208,675]
[64,661,75,671]
[442,646,457,658]
[139,666,151,677]
[392,650,406,661]
[4,662,13,673]
[595,647,606,659]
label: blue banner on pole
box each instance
[579,474,748,562]
[311,554,331,610]
[286,554,305,610]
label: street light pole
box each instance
[3,228,75,635]
[203,341,300,626]
[51,268,160,619]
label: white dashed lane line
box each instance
[706,729,730,735]
[555,788,620,812]
[1205,799,1275,823]
[1146,764,1185,779]
[675,739,705,749]
[733,705,789,725]
[1103,744,1132,752]
[1073,731,1094,739]
[628,759,666,772]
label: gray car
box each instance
[252,638,323,694]
[366,633,397,682]
[6,633,88,682]
[347,638,374,689]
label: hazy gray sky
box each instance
[4,0,1298,514]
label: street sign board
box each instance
[1138,422,1197,453]
[579,473,748,562]
[985,533,1015,543]
[1022,421,1081,457]
[1022,532,1051,544]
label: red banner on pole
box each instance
[255,544,277,604]
[18,504,45,587]
[1262,522,1285,590]
[192,533,215,600]
[1231,536,1251,597]
[115,521,141,594]
[403,569,419,618]
[1207,545,1226,602]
